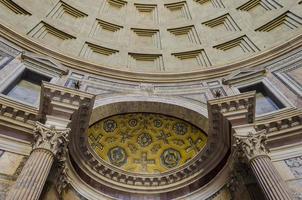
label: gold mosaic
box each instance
[87,113,207,174]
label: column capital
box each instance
[33,121,70,158]
[234,130,268,161]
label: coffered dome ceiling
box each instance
[0,0,301,77]
[87,113,208,174]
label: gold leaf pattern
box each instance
[88,113,207,174]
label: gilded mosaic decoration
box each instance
[88,113,207,174]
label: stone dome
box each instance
[0,0,301,77]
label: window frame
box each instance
[0,65,55,107]
[235,78,293,116]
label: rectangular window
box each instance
[239,82,285,115]
[2,69,51,105]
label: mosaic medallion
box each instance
[88,113,207,174]
[103,119,117,132]
[153,119,162,128]
[128,119,137,127]
[160,148,181,168]
[107,146,127,167]
[173,122,188,135]
[137,132,152,147]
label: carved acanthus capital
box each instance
[33,122,70,157]
[234,131,268,161]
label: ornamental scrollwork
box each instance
[33,122,70,158]
[233,130,268,161]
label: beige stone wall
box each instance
[0,150,27,199]
[0,0,301,73]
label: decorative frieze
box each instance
[0,95,38,127]
[255,109,302,134]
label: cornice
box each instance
[255,108,302,134]
[0,134,31,155]
[0,22,301,82]
[254,108,302,146]
[0,95,38,133]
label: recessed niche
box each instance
[165,2,191,21]
[47,1,87,23]
[2,69,50,105]
[239,82,285,115]
[27,21,76,45]
[0,0,31,15]
[101,0,127,19]
[237,0,282,14]
[134,3,158,24]
[90,19,123,41]
[168,25,201,46]
[128,53,164,71]
[255,11,302,32]
[172,49,211,68]
[202,13,241,32]
[131,28,161,49]
[213,35,260,53]
[80,42,119,63]
[193,0,225,8]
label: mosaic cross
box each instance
[185,137,202,153]
[120,132,132,143]
[134,152,155,172]
[156,131,171,144]
[89,134,103,151]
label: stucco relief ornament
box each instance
[55,164,70,198]
[233,130,268,161]
[33,122,71,157]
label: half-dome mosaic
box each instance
[87,113,208,174]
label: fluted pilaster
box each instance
[234,131,292,200]
[250,155,292,200]
[6,122,70,200]
[6,149,54,200]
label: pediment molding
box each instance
[222,69,267,86]
[21,52,69,77]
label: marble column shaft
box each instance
[6,122,70,200]
[6,149,54,200]
[250,155,292,200]
[234,131,293,200]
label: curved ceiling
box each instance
[87,113,208,174]
[0,0,301,76]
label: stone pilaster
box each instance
[234,131,293,200]
[6,122,70,200]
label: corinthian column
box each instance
[234,131,292,200]
[6,122,70,200]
